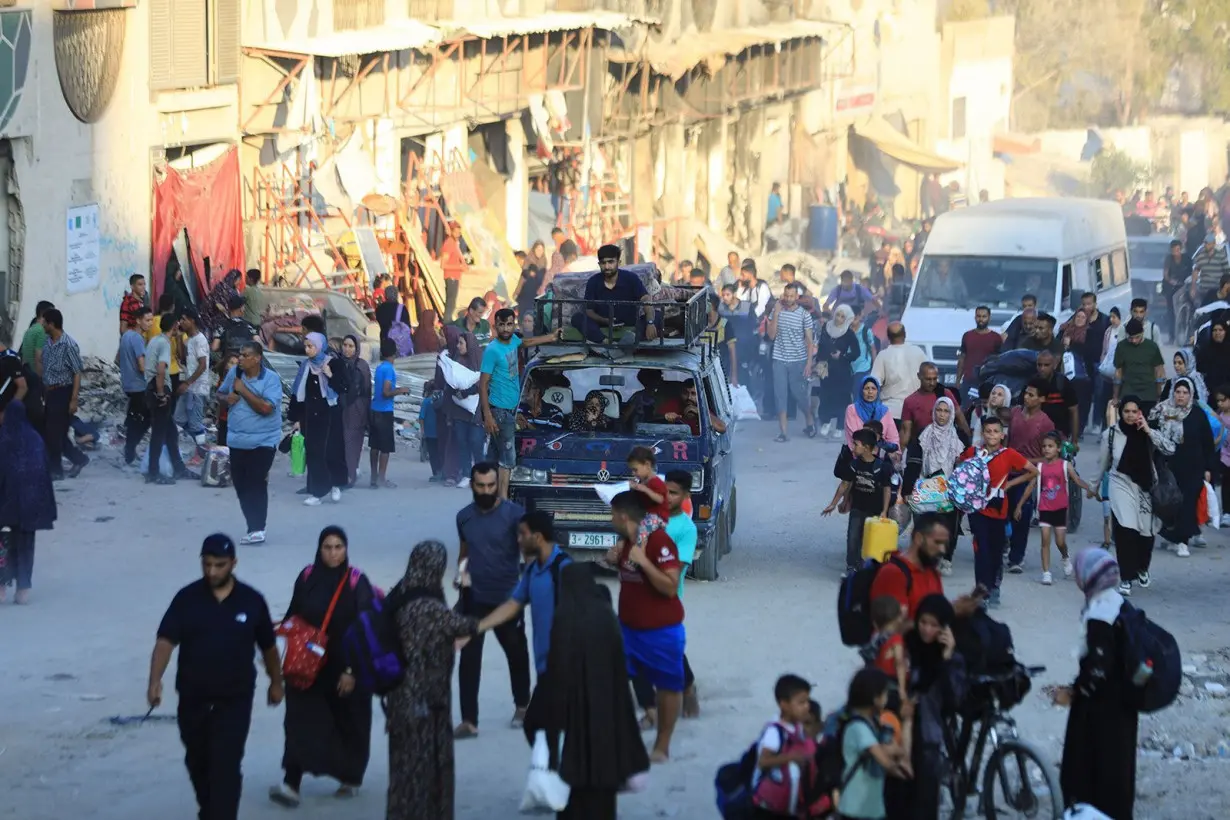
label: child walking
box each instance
[823,428,894,572]
[837,668,911,820]
[0,385,57,604]
[369,338,408,488]
[419,379,444,482]
[1021,432,1097,585]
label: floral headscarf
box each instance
[1172,348,1207,403]
[569,390,612,432]
[920,396,963,477]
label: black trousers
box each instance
[457,594,531,726]
[147,393,185,476]
[124,391,152,463]
[1112,515,1154,581]
[44,387,87,474]
[230,447,275,532]
[633,654,696,710]
[177,696,253,820]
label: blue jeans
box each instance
[968,512,1007,593]
[1007,483,1034,567]
[447,418,488,481]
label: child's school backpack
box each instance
[947,449,1005,514]
[1200,402,1226,448]
[814,708,879,811]
[1118,603,1181,713]
[837,556,912,647]
[343,595,405,696]
[714,723,829,820]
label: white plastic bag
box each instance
[730,384,760,420]
[519,730,570,813]
[145,444,175,478]
[1064,804,1113,820]
[1205,480,1221,528]
[438,351,481,414]
[1098,335,1118,379]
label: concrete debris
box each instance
[78,356,127,425]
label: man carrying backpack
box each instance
[476,511,571,683]
[862,514,985,626]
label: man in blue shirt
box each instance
[481,308,562,498]
[477,510,571,682]
[766,181,784,226]
[569,244,660,343]
[217,341,284,545]
[118,307,151,465]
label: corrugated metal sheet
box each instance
[643,20,842,79]
[246,19,444,57]
[435,10,650,39]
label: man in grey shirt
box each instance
[453,461,531,738]
[118,307,152,465]
[767,282,816,442]
[144,312,187,484]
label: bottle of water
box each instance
[1132,659,1154,687]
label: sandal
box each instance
[804,425,817,439]
[382,480,398,489]
[453,722,478,739]
[774,433,789,443]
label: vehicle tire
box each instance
[980,738,1064,820]
[728,486,738,536]
[694,511,725,582]
[1067,474,1083,532]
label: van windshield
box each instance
[519,366,695,435]
[910,255,1057,310]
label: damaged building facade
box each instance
[1,0,974,357]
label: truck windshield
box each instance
[910,255,1057,310]
[520,366,694,434]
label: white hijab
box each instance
[826,304,855,339]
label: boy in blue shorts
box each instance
[606,490,685,763]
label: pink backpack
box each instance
[752,722,819,817]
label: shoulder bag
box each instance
[278,571,349,689]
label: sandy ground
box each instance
[2,418,1229,820]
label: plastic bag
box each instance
[439,352,481,414]
[1098,335,1119,379]
[145,445,175,478]
[730,384,759,420]
[519,730,570,813]
[909,475,954,514]
[289,432,306,476]
[1204,481,1221,528]
[1064,804,1113,820]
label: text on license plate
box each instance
[569,532,618,548]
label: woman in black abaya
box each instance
[269,526,375,806]
[289,332,350,504]
[525,563,648,819]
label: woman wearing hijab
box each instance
[386,540,479,820]
[836,376,900,480]
[1060,308,1095,426]
[339,335,371,487]
[374,286,402,344]
[0,389,56,604]
[568,390,614,433]
[1093,397,1175,595]
[525,563,649,819]
[886,593,966,820]
[1055,548,1137,820]
[972,384,1012,446]
[1158,347,1208,404]
[290,332,350,505]
[269,526,375,807]
[1149,377,1216,556]
[413,309,441,354]
[203,268,242,335]
[437,326,486,487]
[918,397,964,567]
[1195,321,1229,390]
[814,304,860,438]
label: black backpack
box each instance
[954,609,1017,672]
[837,555,911,647]
[1118,603,1181,713]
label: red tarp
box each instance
[151,147,244,304]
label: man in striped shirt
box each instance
[767,282,816,442]
[1193,232,1230,294]
[41,308,89,479]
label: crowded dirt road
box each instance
[3,420,1228,820]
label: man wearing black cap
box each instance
[571,243,659,342]
[1112,317,1165,414]
[148,534,282,820]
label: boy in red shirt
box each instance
[606,490,685,763]
[958,417,1037,608]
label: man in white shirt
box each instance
[175,307,212,452]
[870,322,927,423]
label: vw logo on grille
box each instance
[597,469,610,481]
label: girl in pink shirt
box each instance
[1023,432,1097,585]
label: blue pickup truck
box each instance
[508,267,739,580]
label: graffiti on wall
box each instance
[99,233,141,311]
[0,10,32,136]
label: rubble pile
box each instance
[78,357,127,426]
[1138,649,1230,761]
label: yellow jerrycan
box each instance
[861,516,900,563]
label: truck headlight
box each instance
[692,469,704,491]
[510,467,547,484]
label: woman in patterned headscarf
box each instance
[569,390,614,432]
[1056,547,1138,820]
[1149,377,1216,555]
[385,540,478,820]
[290,333,350,505]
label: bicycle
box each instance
[940,664,1064,820]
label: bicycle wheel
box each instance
[981,738,1064,819]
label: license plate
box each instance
[569,532,617,548]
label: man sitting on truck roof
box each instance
[570,244,659,343]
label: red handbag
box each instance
[278,572,348,690]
